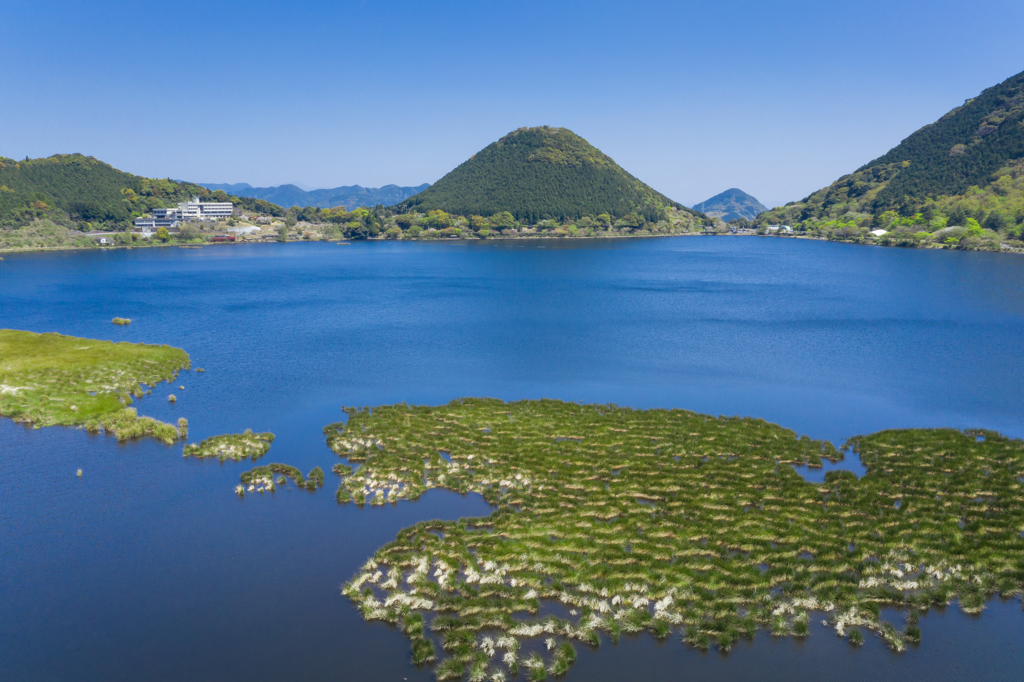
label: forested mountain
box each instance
[0,154,285,237]
[693,188,767,221]
[755,69,1024,249]
[399,126,697,223]
[199,181,430,210]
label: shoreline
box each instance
[2,230,1021,256]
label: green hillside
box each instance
[400,126,697,223]
[0,154,285,243]
[755,70,1024,250]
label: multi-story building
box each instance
[135,196,234,229]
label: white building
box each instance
[136,196,234,229]
[134,217,181,229]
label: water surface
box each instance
[2,237,1023,680]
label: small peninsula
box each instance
[328,399,1024,680]
[0,329,190,443]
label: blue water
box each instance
[2,237,1023,680]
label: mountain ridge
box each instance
[198,182,430,210]
[754,69,1024,249]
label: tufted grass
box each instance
[331,398,1024,677]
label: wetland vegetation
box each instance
[236,463,325,494]
[183,430,275,461]
[0,329,189,442]
[326,398,1024,679]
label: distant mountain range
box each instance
[198,182,430,210]
[399,126,702,223]
[692,188,767,221]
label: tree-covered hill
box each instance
[692,188,767,221]
[0,154,285,235]
[399,126,700,224]
[755,69,1024,250]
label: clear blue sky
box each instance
[3,0,1022,208]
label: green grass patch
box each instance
[0,329,189,441]
[184,430,274,461]
[333,398,1024,676]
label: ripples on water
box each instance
[2,237,1023,680]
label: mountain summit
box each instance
[693,188,767,221]
[400,126,691,223]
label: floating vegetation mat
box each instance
[326,398,1024,678]
[184,430,275,461]
[236,463,325,495]
[0,329,189,441]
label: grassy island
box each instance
[184,430,275,461]
[326,398,1024,679]
[0,329,189,443]
[235,463,325,495]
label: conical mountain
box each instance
[756,69,1024,230]
[693,188,767,221]
[400,126,694,223]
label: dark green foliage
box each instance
[241,463,304,486]
[0,153,285,234]
[755,69,1024,245]
[861,70,1024,209]
[410,636,436,664]
[306,466,325,490]
[399,127,696,223]
[184,430,275,461]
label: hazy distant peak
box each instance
[692,188,767,221]
[195,181,430,210]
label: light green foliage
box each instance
[0,329,189,439]
[334,399,1024,676]
[83,407,181,444]
[184,429,275,461]
[112,317,131,325]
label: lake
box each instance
[2,236,1023,680]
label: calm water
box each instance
[2,237,1023,680]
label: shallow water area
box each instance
[2,237,1024,680]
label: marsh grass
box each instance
[184,430,275,461]
[84,407,181,444]
[0,329,189,442]
[111,318,131,326]
[332,399,1024,678]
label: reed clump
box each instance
[184,429,275,461]
[331,399,1024,677]
[238,463,330,493]
[83,407,181,444]
[111,317,131,325]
